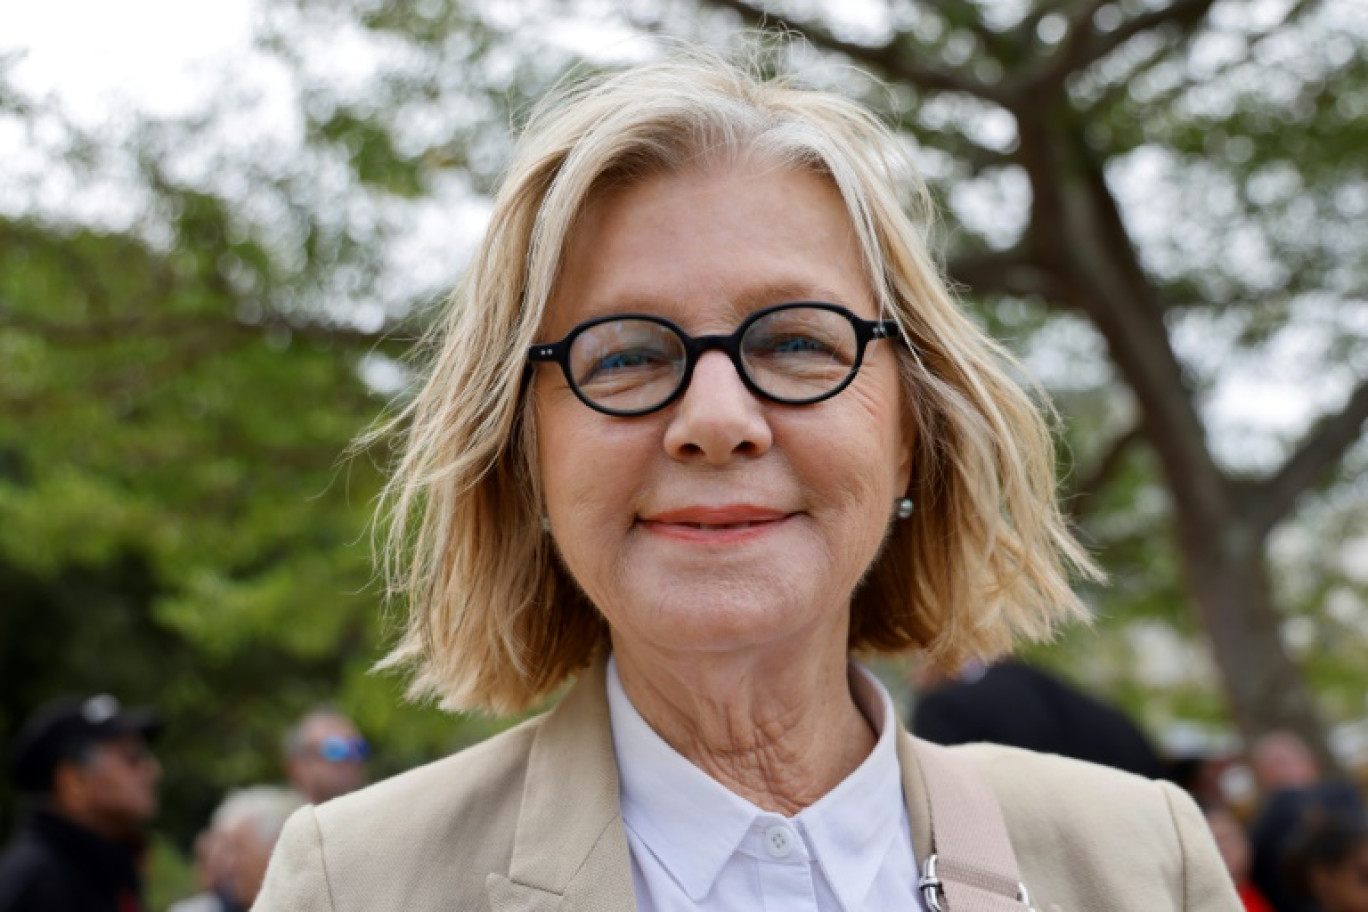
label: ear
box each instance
[51,761,89,812]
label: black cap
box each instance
[9,695,163,793]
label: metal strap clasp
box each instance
[918,854,1037,911]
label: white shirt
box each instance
[607,656,926,912]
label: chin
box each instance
[632,580,836,654]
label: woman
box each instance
[255,52,1239,911]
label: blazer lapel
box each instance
[486,656,636,912]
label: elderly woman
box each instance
[255,53,1238,912]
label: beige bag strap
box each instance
[911,739,1037,912]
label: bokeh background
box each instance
[3,0,1366,903]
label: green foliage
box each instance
[0,72,486,851]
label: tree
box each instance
[684,0,1368,760]
[252,0,1368,759]
[0,63,490,849]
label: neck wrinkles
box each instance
[611,643,877,814]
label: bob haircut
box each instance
[376,48,1099,714]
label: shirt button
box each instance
[763,824,794,858]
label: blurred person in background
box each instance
[1284,811,1368,912]
[910,656,1166,779]
[171,787,305,912]
[1205,803,1275,912]
[1250,731,1366,912]
[1170,754,1233,810]
[0,694,161,912]
[167,827,237,912]
[283,709,368,806]
[213,787,303,911]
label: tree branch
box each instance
[1084,0,1325,119]
[946,247,1067,303]
[908,127,1016,176]
[1249,377,1368,539]
[0,311,411,349]
[1035,0,1219,92]
[699,0,1011,105]
[1066,423,1146,520]
[936,0,1023,65]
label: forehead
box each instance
[543,160,873,336]
[92,733,145,755]
[300,714,357,741]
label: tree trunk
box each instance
[1172,511,1339,771]
[1015,110,1335,762]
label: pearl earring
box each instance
[894,497,915,520]
[541,516,551,533]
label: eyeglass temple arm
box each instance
[868,320,905,343]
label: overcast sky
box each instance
[2,0,259,122]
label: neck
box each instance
[48,800,136,845]
[613,637,877,815]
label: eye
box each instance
[763,333,836,355]
[580,346,670,383]
[743,307,858,368]
[601,349,660,370]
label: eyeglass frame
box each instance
[526,301,905,417]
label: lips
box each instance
[642,505,789,525]
[637,505,792,541]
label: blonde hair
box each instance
[375,48,1099,714]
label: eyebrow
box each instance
[581,281,861,322]
[734,281,858,311]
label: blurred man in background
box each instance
[283,708,367,805]
[167,827,235,912]
[0,694,161,912]
[172,787,302,912]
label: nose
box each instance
[663,350,773,464]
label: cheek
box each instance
[802,374,907,506]
[541,414,640,517]
[536,398,657,575]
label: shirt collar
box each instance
[607,656,757,901]
[797,662,908,912]
[606,655,908,911]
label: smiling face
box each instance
[533,158,912,667]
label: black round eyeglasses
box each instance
[526,301,904,417]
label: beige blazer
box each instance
[254,659,1240,911]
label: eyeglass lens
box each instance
[568,306,859,413]
[318,735,368,763]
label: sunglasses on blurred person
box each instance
[308,736,369,763]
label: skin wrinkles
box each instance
[535,156,911,813]
[616,643,875,815]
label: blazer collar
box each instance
[485,654,935,912]
[486,655,636,912]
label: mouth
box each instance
[637,505,793,541]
